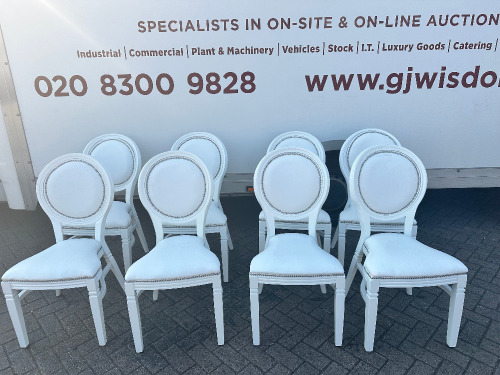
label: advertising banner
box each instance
[0,0,499,175]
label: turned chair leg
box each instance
[125,283,144,353]
[334,277,346,346]
[323,226,332,253]
[258,220,266,253]
[1,282,29,348]
[364,279,380,352]
[447,275,467,347]
[132,208,149,253]
[337,223,346,268]
[212,277,224,345]
[87,279,107,346]
[121,231,132,272]
[227,227,234,250]
[220,228,229,282]
[249,276,260,345]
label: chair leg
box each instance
[121,232,132,272]
[132,208,149,253]
[249,276,260,345]
[364,279,380,352]
[334,277,346,346]
[411,224,418,239]
[212,277,224,345]
[331,225,339,250]
[227,227,234,250]
[323,225,332,253]
[125,283,144,353]
[258,283,263,294]
[338,223,346,268]
[447,275,467,347]
[258,220,266,253]
[406,227,417,296]
[87,279,107,346]
[345,246,363,293]
[102,243,125,291]
[55,290,61,297]
[320,284,327,294]
[220,228,229,282]
[1,282,29,348]
[153,290,159,301]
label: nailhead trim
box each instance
[44,160,106,220]
[127,272,220,283]
[250,272,343,278]
[261,151,323,216]
[145,155,208,219]
[88,137,135,187]
[357,149,422,216]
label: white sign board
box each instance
[1,0,499,175]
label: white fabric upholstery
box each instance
[2,239,102,281]
[259,209,331,224]
[125,236,220,281]
[45,161,105,219]
[363,233,468,279]
[90,139,134,186]
[347,132,399,171]
[359,152,419,215]
[176,138,221,180]
[145,158,207,218]
[339,204,416,226]
[261,154,321,215]
[105,201,132,228]
[250,233,343,276]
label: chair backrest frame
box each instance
[84,133,141,206]
[36,153,114,243]
[339,129,400,188]
[171,132,227,206]
[267,131,326,163]
[254,148,330,243]
[349,145,427,242]
[138,151,213,245]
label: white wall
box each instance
[0,0,499,179]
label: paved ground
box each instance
[0,188,499,374]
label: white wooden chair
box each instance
[332,129,418,268]
[345,145,468,352]
[1,154,125,348]
[258,131,333,254]
[125,151,224,353]
[164,132,233,283]
[249,148,345,346]
[62,134,149,271]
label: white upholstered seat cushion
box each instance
[105,201,132,229]
[250,233,344,276]
[125,236,220,282]
[259,209,331,224]
[2,239,102,282]
[339,204,416,226]
[363,233,468,279]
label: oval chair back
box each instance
[138,151,213,245]
[84,134,141,205]
[254,148,330,242]
[267,131,325,162]
[36,153,114,242]
[349,145,427,237]
[340,129,400,191]
[171,132,227,205]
